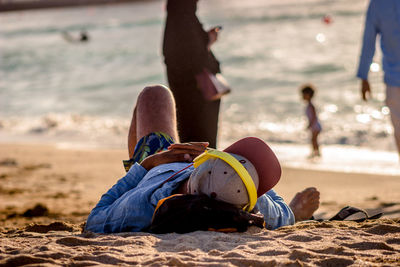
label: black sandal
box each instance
[329,206,383,222]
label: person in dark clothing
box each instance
[163,0,222,148]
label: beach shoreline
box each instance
[2,0,399,264]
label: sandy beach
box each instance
[0,143,399,266]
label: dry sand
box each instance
[1,143,399,266]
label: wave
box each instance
[0,112,395,150]
[0,111,397,174]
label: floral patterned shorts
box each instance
[123,132,175,172]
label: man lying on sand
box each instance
[85,85,319,233]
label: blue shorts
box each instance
[123,132,175,172]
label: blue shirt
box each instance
[85,162,295,233]
[357,0,400,87]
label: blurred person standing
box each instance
[300,84,322,158]
[163,0,222,148]
[356,0,400,156]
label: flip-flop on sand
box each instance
[328,206,383,222]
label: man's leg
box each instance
[127,106,138,158]
[385,85,400,157]
[128,85,179,158]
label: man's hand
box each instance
[207,27,220,50]
[140,142,209,170]
[361,79,372,101]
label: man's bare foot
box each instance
[289,187,320,222]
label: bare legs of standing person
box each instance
[311,131,320,157]
[127,85,180,159]
[386,85,400,159]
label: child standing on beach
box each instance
[301,84,322,158]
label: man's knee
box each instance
[138,85,174,106]
[135,84,178,141]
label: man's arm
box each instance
[93,163,148,209]
[255,189,295,230]
[85,162,155,233]
[356,0,379,101]
[140,142,208,170]
[95,142,208,209]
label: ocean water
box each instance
[1,0,399,174]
